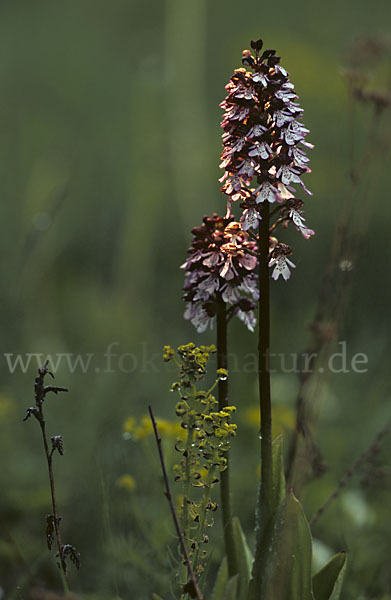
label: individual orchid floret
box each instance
[280,199,315,239]
[241,207,261,231]
[269,243,296,281]
[289,209,314,239]
[181,214,258,333]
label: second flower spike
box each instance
[181,214,259,332]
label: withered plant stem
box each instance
[34,362,70,593]
[39,418,70,592]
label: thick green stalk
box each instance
[258,202,273,515]
[216,298,238,576]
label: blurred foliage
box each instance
[0,1,390,599]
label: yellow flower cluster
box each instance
[163,345,175,362]
[123,415,186,441]
[203,407,237,439]
[164,343,217,383]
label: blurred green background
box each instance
[0,1,390,598]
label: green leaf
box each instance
[211,560,241,600]
[265,491,314,600]
[152,594,165,600]
[248,435,286,599]
[232,517,253,600]
[223,574,239,600]
[211,557,228,600]
[312,552,347,600]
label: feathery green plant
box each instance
[162,344,236,584]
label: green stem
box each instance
[258,202,273,514]
[181,423,195,586]
[216,297,238,577]
[182,385,197,542]
[192,466,217,573]
[182,432,194,525]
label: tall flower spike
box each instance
[181,214,258,332]
[219,38,314,279]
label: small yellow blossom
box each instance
[123,416,136,434]
[217,368,229,380]
[117,474,136,492]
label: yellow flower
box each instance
[123,415,186,441]
[163,345,175,361]
[117,474,136,492]
[156,418,185,439]
[123,416,136,434]
[243,404,294,437]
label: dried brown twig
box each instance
[23,361,79,592]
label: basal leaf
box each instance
[223,574,239,600]
[248,435,286,599]
[265,491,314,600]
[211,557,228,600]
[312,552,347,600]
[232,516,253,600]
